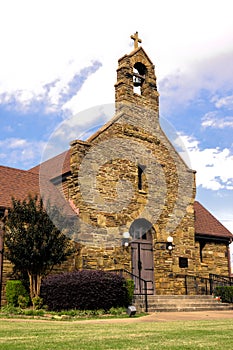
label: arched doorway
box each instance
[129,218,155,294]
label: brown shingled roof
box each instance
[29,149,71,180]
[194,201,232,239]
[0,166,39,208]
[0,165,76,218]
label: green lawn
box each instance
[0,318,233,350]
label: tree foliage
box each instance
[4,195,75,299]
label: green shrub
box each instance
[0,304,22,315]
[109,306,126,315]
[23,309,45,316]
[32,296,43,310]
[214,286,233,303]
[6,280,30,307]
[125,279,134,305]
[18,295,29,309]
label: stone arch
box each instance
[129,218,155,240]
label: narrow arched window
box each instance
[138,164,146,191]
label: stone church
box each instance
[0,33,232,304]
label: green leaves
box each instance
[5,195,75,298]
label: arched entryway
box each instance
[129,218,155,294]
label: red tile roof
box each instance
[194,201,232,239]
[0,165,76,218]
[29,149,71,179]
[0,166,39,208]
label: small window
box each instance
[179,257,188,268]
[200,241,206,262]
[138,164,146,191]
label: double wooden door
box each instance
[131,238,154,294]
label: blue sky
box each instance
[0,0,233,231]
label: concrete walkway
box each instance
[75,310,233,324]
[140,310,233,322]
[1,310,233,324]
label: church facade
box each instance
[0,33,232,303]
[65,33,232,295]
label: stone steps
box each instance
[133,295,233,313]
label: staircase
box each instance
[133,295,233,313]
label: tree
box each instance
[4,195,75,300]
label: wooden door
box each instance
[131,237,154,294]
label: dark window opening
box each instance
[138,164,146,191]
[200,241,206,262]
[179,257,188,268]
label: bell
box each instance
[133,75,142,87]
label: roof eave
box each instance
[195,233,232,243]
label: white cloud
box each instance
[213,95,233,110]
[40,104,115,161]
[179,134,233,191]
[0,61,102,115]
[201,112,233,129]
[160,49,233,115]
[1,0,233,116]
[0,138,46,168]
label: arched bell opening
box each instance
[133,62,146,95]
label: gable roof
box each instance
[194,201,232,239]
[0,166,39,208]
[0,164,76,218]
[128,46,154,65]
[29,150,71,180]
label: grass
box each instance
[0,318,233,349]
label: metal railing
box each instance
[109,269,150,312]
[184,274,233,295]
[209,274,233,294]
[184,275,211,295]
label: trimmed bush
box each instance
[125,279,134,305]
[32,296,44,310]
[6,280,30,307]
[215,286,233,303]
[40,270,129,311]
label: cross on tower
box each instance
[130,32,142,49]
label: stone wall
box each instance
[67,44,200,295]
[195,240,230,277]
[68,107,197,294]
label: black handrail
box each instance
[108,268,150,312]
[184,275,210,295]
[184,274,233,295]
[209,274,233,294]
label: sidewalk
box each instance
[59,310,233,323]
[1,310,232,324]
[76,310,233,324]
[140,310,233,322]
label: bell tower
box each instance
[115,32,159,112]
